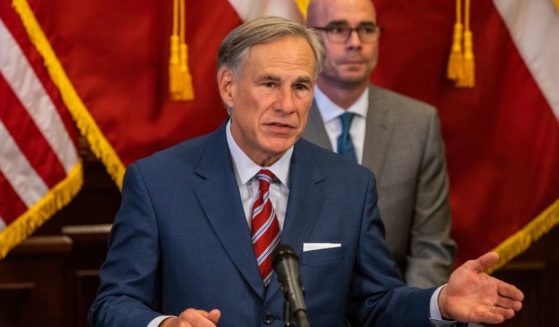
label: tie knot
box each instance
[256,169,274,191]
[339,112,355,131]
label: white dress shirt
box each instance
[226,120,291,229]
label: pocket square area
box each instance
[303,243,342,252]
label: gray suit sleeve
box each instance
[405,110,456,288]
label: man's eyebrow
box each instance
[326,20,350,26]
[326,20,376,26]
[294,76,312,85]
[255,74,281,82]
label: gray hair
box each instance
[217,16,325,80]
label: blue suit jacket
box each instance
[89,123,435,327]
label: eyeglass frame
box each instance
[313,22,383,43]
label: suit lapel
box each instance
[362,86,395,183]
[265,140,326,302]
[304,91,395,183]
[301,100,331,150]
[193,125,265,299]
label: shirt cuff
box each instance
[429,284,459,326]
[147,315,174,327]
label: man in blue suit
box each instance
[89,16,523,327]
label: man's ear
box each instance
[218,68,235,109]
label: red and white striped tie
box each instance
[251,169,282,286]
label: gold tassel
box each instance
[295,0,310,20]
[448,0,475,88]
[457,0,475,87]
[459,30,475,87]
[170,0,194,101]
[169,36,182,97]
[179,0,194,100]
[447,0,464,81]
[179,43,194,100]
[555,0,559,12]
[169,0,182,98]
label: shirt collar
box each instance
[226,120,292,187]
[314,85,369,122]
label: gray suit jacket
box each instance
[303,85,456,287]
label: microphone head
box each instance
[272,243,308,325]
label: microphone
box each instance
[272,244,309,327]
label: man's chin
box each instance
[264,138,298,153]
[330,69,368,84]
[337,76,369,89]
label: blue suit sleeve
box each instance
[347,171,437,326]
[89,164,163,327]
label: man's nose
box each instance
[275,87,296,113]
[346,29,363,49]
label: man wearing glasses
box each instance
[304,0,456,288]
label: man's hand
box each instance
[160,308,221,327]
[438,252,524,324]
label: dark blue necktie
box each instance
[337,112,357,162]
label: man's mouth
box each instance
[339,59,364,65]
[265,122,296,133]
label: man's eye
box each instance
[263,82,277,88]
[328,26,347,34]
[294,84,309,91]
[359,26,376,34]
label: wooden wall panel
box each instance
[496,225,559,327]
[0,236,72,327]
[0,283,34,327]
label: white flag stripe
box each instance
[0,20,78,173]
[227,0,303,22]
[0,217,5,232]
[493,0,559,121]
[0,120,48,207]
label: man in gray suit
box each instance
[304,0,456,288]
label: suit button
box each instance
[263,313,274,325]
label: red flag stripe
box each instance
[0,170,28,224]
[0,119,48,207]
[0,19,78,174]
[0,75,67,188]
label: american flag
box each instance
[0,1,82,259]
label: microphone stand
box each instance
[283,300,295,327]
[283,298,309,327]
[273,244,310,327]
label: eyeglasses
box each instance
[313,23,383,43]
